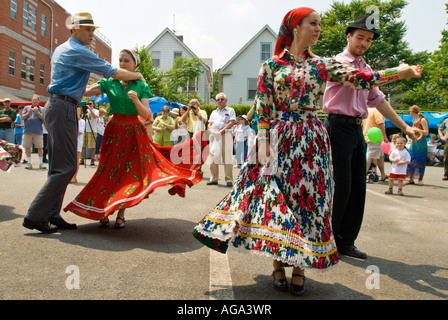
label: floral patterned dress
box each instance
[193,49,399,270]
[0,139,22,172]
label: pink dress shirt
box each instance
[323,49,386,119]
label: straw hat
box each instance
[170,108,180,116]
[67,12,99,30]
[3,98,11,102]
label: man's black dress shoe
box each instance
[290,273,306,296]
[226,182,233,187]
[272,269,287,291]
[49,218,77,230]
[23,218,58,234]
[207,181,218,185]
[338,245,367,259]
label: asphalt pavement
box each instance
[1,154,447,303]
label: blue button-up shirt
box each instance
[48,37,117,102]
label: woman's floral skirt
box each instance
[64,114,208,221]
[0,139,22,172]
[193,111,339,270]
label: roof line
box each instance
[220,24,277,71]
[147,27,210,71]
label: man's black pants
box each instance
[325,114,367,248]
[26,97,78,223]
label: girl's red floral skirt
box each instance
[64,114,208,221]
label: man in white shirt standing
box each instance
[207,93,236,187]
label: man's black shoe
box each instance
[207,181,218,185]
[49,218,77,230]
[338,245,367,259]
[23,218,58,234]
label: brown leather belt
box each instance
[328,113,363,125]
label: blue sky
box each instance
[56,0,447,69]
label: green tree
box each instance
[135,46,166,98]
[136,49,204,105]
[211,69,219,99]
[400,4,448,110]
[164,56,203,104]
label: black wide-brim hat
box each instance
[345,15,380,40]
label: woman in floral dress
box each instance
[64,49,208,228]
[193,7,421,295]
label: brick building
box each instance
[0,0,112,104]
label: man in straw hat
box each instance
[23,12,146,233]
[323,14,422,259]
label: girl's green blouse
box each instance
[98,78,151,115]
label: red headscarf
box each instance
[274,7,316,56]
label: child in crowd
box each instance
[389,134,401,155]
[386,136,411,196]
[234,115,251,168]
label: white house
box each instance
[146,28,213,104]
[219,25,278,106]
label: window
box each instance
[21,56,27,80]
[29,58,35,82]
[174,51,182,61]
[11,0,17,19]
[184,78,197,93]
[23,2,29,27]
[152,51,160,68]
[9,51,15,76]
[30,7,37,31]
[248,78,258,100]
[40,63,45,85]
[41,14,47,37]
[261,43,272,62]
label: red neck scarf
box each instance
[274,7,316,56]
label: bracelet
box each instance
[258,133,269,141]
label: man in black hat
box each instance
[323,15,421,259]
